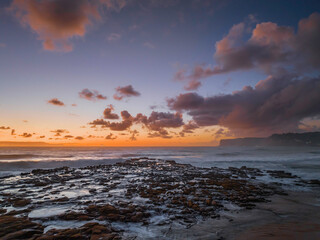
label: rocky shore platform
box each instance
[0,158,319,239]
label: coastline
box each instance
[0,158,319,239]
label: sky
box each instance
[1,0,320,146]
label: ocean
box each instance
[1,146,319,181]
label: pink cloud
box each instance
[176,12,320,90]
[9,0,100,52]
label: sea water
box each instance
[0,146,319,181]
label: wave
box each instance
[308,151,320,155]
[0,154,36,160]
[0,158,126,172]
[0,154,74,161]
[215,152,244,157]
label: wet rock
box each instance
[4,208,32,216]
[0,157,290,237]
[59,211,92,221]
[53,196,69,202]
[36,222,120,240]
[8,198,31,207]
[0,209,7,214]
[0,216,44,239]
[267,170,298,178]
[309,179,320,185]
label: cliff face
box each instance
[220,132,320,147]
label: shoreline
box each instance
[0,158,319,239]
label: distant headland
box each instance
[220,132,320,147]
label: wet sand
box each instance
[154,191,320,240]
[235,191,320,240]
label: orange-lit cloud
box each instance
[51,129,69,136]
[48,98,65,106]
[176,12,320,90]
[64,135,74,139]
[75,136,84,140]
[105,133,117,140]
[19,132,32,138]
[9,0,100,52]
[0,126,10,130]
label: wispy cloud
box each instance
[107,33,121,42]
[143,41,155,49]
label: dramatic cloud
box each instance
[8,0,182,52]
[19,132,32,138]
[90,108,183,138]
[47,98,65,106]
[9,0,100,52]
[179,121,199,137]
[213,128,232,140]
[103,105,119,119]
[168,75,320,136]
[113,85,140,100]
[79,89,107,101]
[0,126,10,130]
[145,111,184,131]
[90,109,134,131]
[105,133,117,140]
[91,119,133,131]
[176,12,320,90]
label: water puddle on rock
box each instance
[28,205,70,218]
